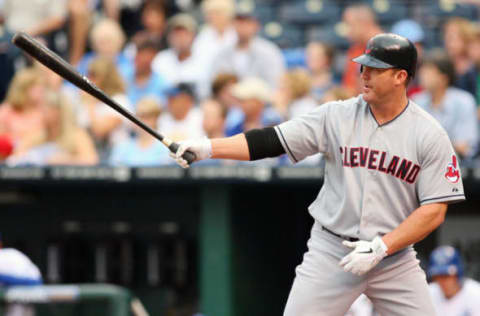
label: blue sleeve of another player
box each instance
[0,273,42,286]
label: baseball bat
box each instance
[12,32,196,165]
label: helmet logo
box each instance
[365,48,372,54]
[445,155,460,183]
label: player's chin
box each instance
[362,90,375,103]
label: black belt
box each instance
[322,226,359,242]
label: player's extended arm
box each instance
[211,134,250,160]
[382,202,447,255]
[172,127,286,167]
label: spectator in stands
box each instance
[428,246,480,315]
[152,14,208,99]
[211,73,244,136]
[458,23,480,110]
[321,86,352,103]
[413,50,478,159]
[341,4,382,95]
[124,34,169,108]
[0,235,42,316]
[0,135,14,163]
[226,77,282,136]
[391,19,425,97]
[77,57,133,160]
[110,97,170,166]
[68,0,125,65]
[76,18,132,79]
[305,41,337,103]
[0,15,21,102]
[444,17,475,77]
[8,92,98,166]
[273,68,317,119]
[202,99,227,139]
[213,5,286,89]
[157,83,204,141]
[0,68,46,156]
[126,0,168,58]
[2,0,66,37]
[193,0,237,71]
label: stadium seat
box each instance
[282,48,307,69]
[278,0,341,25]
[236,0,277,25]
[366,0,409,25]
[260,22,306,49]
[418,1,479,22]
[306,23,350,50]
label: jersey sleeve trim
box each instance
[274,126,299,163]
[420,194,466,205]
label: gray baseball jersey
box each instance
[274,95,465,241]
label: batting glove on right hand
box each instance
[169,138,212,168]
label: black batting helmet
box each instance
[353,33,418,78]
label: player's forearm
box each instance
[211,134,250,160]
[382,203,447,255]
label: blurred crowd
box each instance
[0,0,480,167]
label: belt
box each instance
[322,226,359,242]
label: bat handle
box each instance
[168,142,197,165]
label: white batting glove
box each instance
[339,236,388,276]
[169,138,212,168]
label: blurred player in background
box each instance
[428,245,480,316]
[0,234,42,316]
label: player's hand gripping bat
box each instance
[12,32,196,165]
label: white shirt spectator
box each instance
[152,49,208,100]
[193,25,237,65]
[412,87,478,158]
[429,278,480,316]
[214,36,286,89]
[157,107,204,142]
[346,294,376,316]
[3,0,66,33]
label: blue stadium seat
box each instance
[282,48,307,69]
[366,0,409,25]
[278,0,341,25]
[260,22,306,49]
[418,1,479,22]
[236,0,277,24]
[306,23,350,50]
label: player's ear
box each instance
[394,69,408,86]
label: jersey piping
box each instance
[368,101,410,127]
[420,194,465,204]
[275,126,299,162]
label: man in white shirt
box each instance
[157,83,204,142]
[428,245,480,316]
[152,13,208,100]
[213,6,286,89]
[193,0,237,70]
[412,50,478,159]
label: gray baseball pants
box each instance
[283,221,436,316]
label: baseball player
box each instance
[171,33,465,315]
[428,246,480,316]
[0,236,42,316]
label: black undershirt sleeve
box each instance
[244,127,286,161]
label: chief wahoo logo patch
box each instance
[445,155,460,184]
